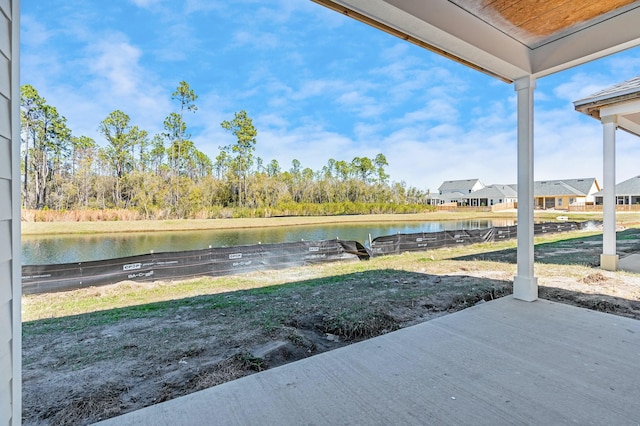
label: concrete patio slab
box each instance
[619,254,640,273]
[98,297,640,425]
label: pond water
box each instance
[22,218,516,265]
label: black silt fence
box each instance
[370,221,582,256]
[22,239,370,295]
[534,221,580,234]
[22,221,589,294]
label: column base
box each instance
[600,254,619,271]
[513,275,538,302]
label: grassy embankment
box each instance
[21,210,631,236]
[22,209,640,322]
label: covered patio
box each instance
[3,0,640,424]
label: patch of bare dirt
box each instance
[23,271,514,425]
[581,272,608,284]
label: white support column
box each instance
[601,115,618,271]
[513,75,538,302]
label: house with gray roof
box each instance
[432,177,600,209]
[434,179,485,205]
[594,175,640,205]
[467,184,517,207]
[533,178,600,210]
[438,179,484,196]
[430,191,468,205]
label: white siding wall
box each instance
[0,0,20,424]
[585,181,599,203]
[471,181,485,192]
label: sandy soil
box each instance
[22,229,640,425]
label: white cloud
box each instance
[604,48,640,79]
[552,72,617,102]
[380,42,412,62]
[20,15,53,47]
[30,29,172,145]
[380,127,518,191]
[184,0,226,14]
[231,30,280,50]
[254,126,357,171]
[89,36,144,97]
[82,36,170,138]
[395,99,459,126]
[129,0,163,8]
[353,122,385,140]
[291,79,350,100]
[336,91,384,118]
[152,21,198,62]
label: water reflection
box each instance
[22,219,515,265]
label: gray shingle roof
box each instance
[438,179,482,194]
[594,175,640,196]
[534,178,596,197]
[535,181,581,197]
[574,76,640,107]
[469,184,517,199]
[441,191,467,200]
[443,178,597,198]
[556,178,597,195]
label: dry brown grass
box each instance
[46,382,127,426]
[22,209,634,236]
[22,209,144,223]
[21,211,522,235]
[157,353,267,403]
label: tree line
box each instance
[20,82,432,219]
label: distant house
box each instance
[435,179,485,205]
[594,175,640,205]
[439,191,468,204]
[533,178,600,210]
[432,177,601,209]
[438,179,485,195]
[467,184,518,207]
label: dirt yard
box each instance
[22,228,640,425]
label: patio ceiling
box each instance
[312,0,640,82]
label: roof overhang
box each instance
[312,0,640,83]
[574,78,640,137]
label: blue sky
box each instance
[20,0,640,192]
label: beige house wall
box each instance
[535,196,587,210]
